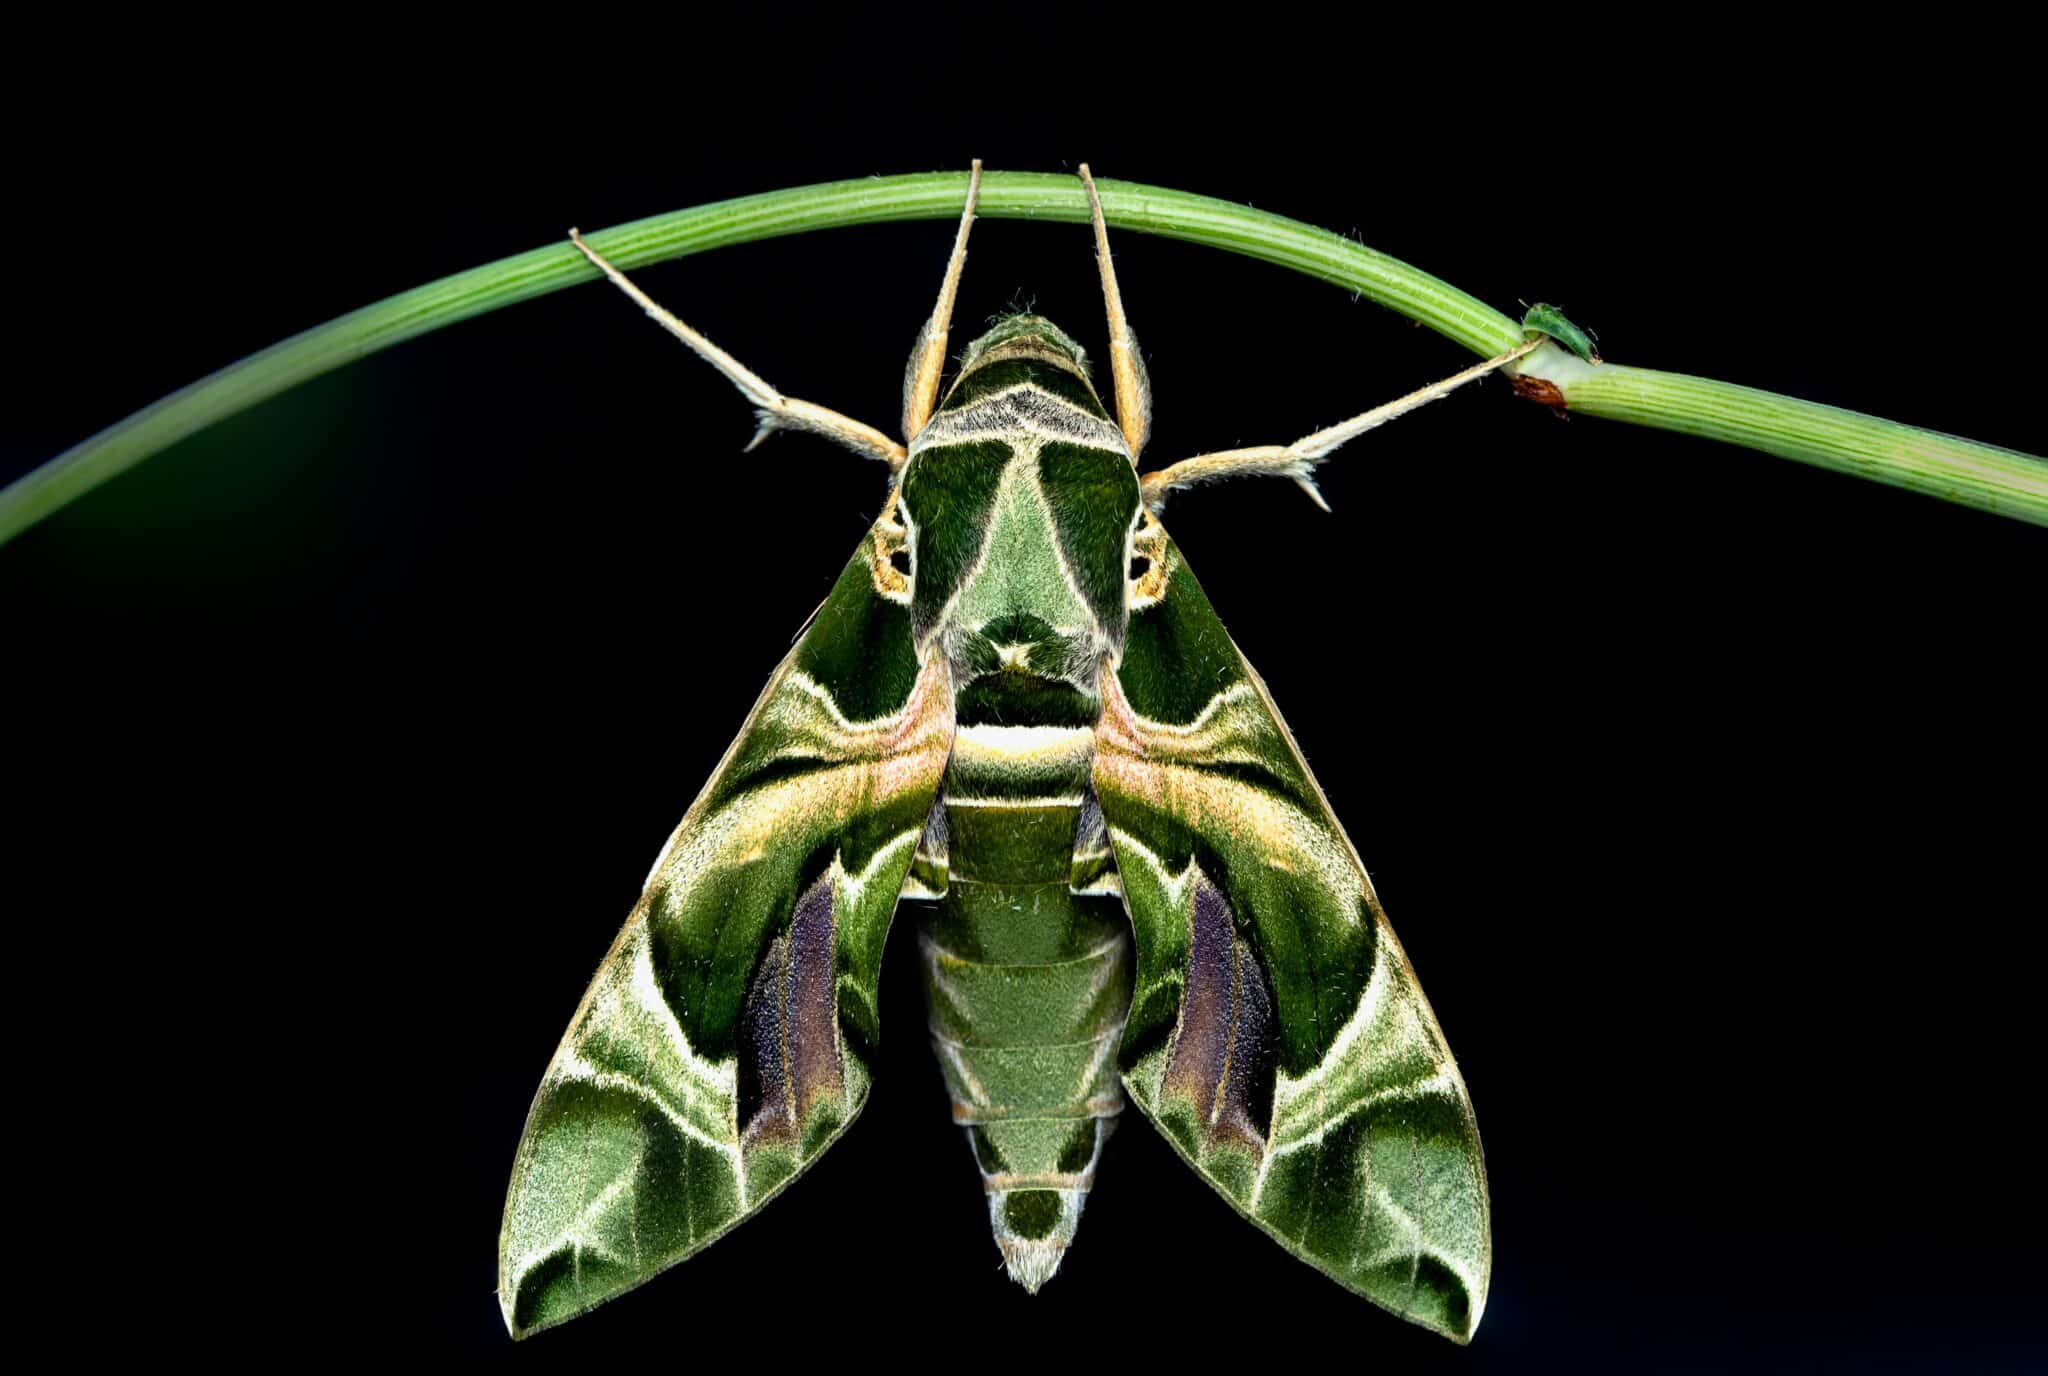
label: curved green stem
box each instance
[4,171,2043,546]
[1509,344,2048,522]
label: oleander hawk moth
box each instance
[499,165,1494,1343]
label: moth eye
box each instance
[890,547,912,576]
[1128,554,1151,580]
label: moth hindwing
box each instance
[502,164,1493,1342]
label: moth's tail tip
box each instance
[999,1238,1067,1294]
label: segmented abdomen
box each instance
[907,721,1132,1290]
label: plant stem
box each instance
[1508,344,2047,522]
[4,171,2043,547]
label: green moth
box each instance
[499,164,1502,1343]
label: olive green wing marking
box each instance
[1094,531,1488,1342]
[498,526,952,1338]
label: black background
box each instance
[9,10,2044,1369]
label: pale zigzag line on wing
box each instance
[1102,681,1362,913]
[1356,1179,1485,1315]
[1251,947,1396,1212]
[509,1142,647,1287]
[778,668,913,732]
[623,929,737,1105]
[680,777,835,871]
[1270,939,1397,1124]
[634,659,946,892]
[620,924,741,1151]
[1263,1068,1462,1159]
[1097,825,1198,911]
[817,830,923,1063]
[1099,756,1360,917]
[1097,672,1362,902]
[1121,680,1260,740]
[1096,827,1202,1108]
[655,680,945,879]
[834,827,923,904]
[587,809,921,1220]
[553,1048,745,1168]
[554,924,737,1165]
[1249,964,1481,1320]
[663,737,937,876]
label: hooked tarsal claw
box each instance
[744,411,782,452]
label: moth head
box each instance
[953,314,1092,381]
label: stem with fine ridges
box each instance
[4,171,2043,546]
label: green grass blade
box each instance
[1510,344,2047,521]
[5,170,2043,546]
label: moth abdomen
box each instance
[910,705,1133,1290]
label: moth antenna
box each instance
[902,160,983,440]
[1079,164,1152,459]
[1137,336,1543,512]
[568,228,908,470]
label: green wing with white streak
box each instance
[498,523,952,1338]
[1093,523,1489,1342]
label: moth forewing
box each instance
[1093,535,1488,1342]
[495,531,952,1337]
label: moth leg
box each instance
[901,159,982,441]
[1135,337,1543,512]
[1079,164,1152,459]
[568,230,908,470]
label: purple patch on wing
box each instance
[1160,872,1273,1155]
[739,871,846,1148]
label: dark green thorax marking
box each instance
[898,439,1007,643]
[938,314,1109,417]
[1036,441,1139,637]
